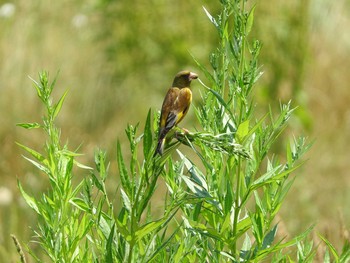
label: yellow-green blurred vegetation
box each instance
[0,0,349,260]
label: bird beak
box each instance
[189,72,198,80]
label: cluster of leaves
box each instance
[15,0,350,262]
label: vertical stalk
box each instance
[220,7,228,102]
[238,2,247,124]
[231,0,247,258]
[232,157,242,257]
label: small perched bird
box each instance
[155,70,198,155]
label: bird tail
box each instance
[154,138,165,156]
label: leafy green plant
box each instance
[167,1,312,261]
[16,0,349,262]
[319,234,350,263]
[16,72,94,262]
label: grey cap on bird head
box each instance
[172,70,198,88]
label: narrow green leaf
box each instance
[105,224,115,263]
[59,154,73,179]
[16,142,47,163]
[277,177,295,204]
[340,242,350,262]
[49,71,60,93]
[206,86,228,111]
[90,172,105,193]
[242,233,252,251]
[98,213,112,239]
[246,5,256,35]
[181,176,210,199]
[22,155,51,175]
[190,53,215,85]
[221,214,231,235]
[117,207,128,226]
[203,6,218,28]
[275,224,315,249]
[236,120,250,142]
[319,234,339,262]
[324,249,331,263]
[17,180,40,215]
[97,150,107,180]
[250,161,304,190]
[70,198,90,212]
[29,75,43,100]
[143,109,152,159]
[71,179,86,199]
[139,241,146,257]
[135,219,166,243]
[174,242,185,263]
[120,188,131,212]
[77,215,93,241]
[116,217,131,242]
[75,161,93,170]
[60,149,83,157]
[262,224,278,249]
[52,90,68,119]
[286,140,293,167]
[192,202,202,221]
[16,122,41,129]
[147,226,181,262]
[220,251,236,261]
[242,113,268,144]
[194,224,223,241]
[224,179,233,214]
[251,208,264,245]
[253,191,265,214]
[236,217,252,236]
[117,141,131,193]
[188,166,207,190]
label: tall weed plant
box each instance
[15,0,350,262]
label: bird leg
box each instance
[174,127,190,138]
[174,128,195,148]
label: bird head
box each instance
[172,70,198,88]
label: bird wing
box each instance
[159,88,180,137]
[158,87,192,139]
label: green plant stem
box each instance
[128,180,143,263]
[220,8,227,100]
[232,156,242,256]
[127,161,159,263]
[238,6,247,124]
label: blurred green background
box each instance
[0,0,349,260]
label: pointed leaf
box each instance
[262,224,278,249]
[236,120,250,142]
[52,90,68,119]
[319,234,339,262]
[143,109,153,159]
[117,141,131,193]
[246,5,256,35]
[198,81,236,122]
[70,198,89,212]
[22,155,50,175]
[105,224,115,263]
[120,188,131,212]
[203,6,218,27]
[116,218,131,242]
[90,172,104,192]
[135,219,165,243]
[16,142,47,163]
[75,161,93,170]
[17,180,40,215]
[16,123,41,129]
